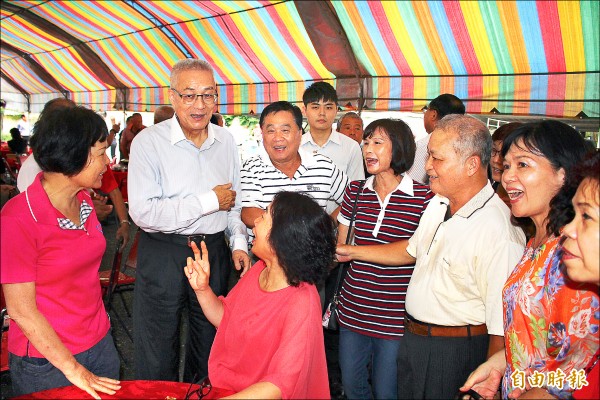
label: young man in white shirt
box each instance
[300,82,364,213]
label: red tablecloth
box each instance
[17,380,235,399]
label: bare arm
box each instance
[330,205,340,223]
[3,282,120,399]
[337,223,349,245]
[222,381,281,399]
[185,242,224,328]
[336,240,415,266]
[241,206,263,229]
[107,188,129,251]
[510,388,555,399]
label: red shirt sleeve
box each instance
[99,167,118,194]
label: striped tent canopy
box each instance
[1,0,598,118]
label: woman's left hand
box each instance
[185,241,211,292]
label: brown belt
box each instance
[405,316,487,338]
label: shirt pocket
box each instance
[440,256,470,294]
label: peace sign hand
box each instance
[185,241,211,293]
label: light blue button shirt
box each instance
[128,116,248,252]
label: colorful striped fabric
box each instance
[0,1,598,117]
[333,1,599,117]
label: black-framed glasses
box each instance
[491,148,502,157]
[184,377,212,400]
[171,88,218,105]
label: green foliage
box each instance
[237,115,259,130]
[223,115,234,127]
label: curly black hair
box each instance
[268,191,336,287]
[501,120,592,236]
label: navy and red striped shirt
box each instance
[337,175,433,339]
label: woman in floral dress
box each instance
[562,152,600,399]
[461,121,598,399]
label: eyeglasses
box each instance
[171,88,218,105]
[184,377,212,400]
[491,148,501,157]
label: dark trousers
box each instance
[133,231,232,382]
[10,331,119,396]
[397,330,489,399]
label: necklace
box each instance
[526,234,555,261]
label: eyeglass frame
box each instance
[171,88,218,105]
[184,377,212,400]
[491,148,502,157]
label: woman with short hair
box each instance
[1,106,120,398]
[336,119,433,399]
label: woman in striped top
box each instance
[336,119,433,399]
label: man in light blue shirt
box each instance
[128,59,249,382]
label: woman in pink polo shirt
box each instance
[1,106,120,398]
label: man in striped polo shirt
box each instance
[241,101,349,237]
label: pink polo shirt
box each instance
[1,173,110,357]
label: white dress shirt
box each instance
[128,117,248,252]
[16,155,42,192]
[405,184,525,335]
[406,135,430,185]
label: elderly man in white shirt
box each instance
[128,59,249,382]
[337,114,525,399]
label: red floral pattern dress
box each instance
[502,235,599,398]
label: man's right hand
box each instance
[213,183,236,211]
[91,192,112,221]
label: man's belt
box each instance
[405,313,487,338]
[144,231,225,247]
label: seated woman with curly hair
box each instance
[185,191,335,399]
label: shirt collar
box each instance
[302,130,342,147]
[57,200,92,230]
[453,183,496,219]
[170,115,218,148]
[363,173,415,196]
[25,172,93,226]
